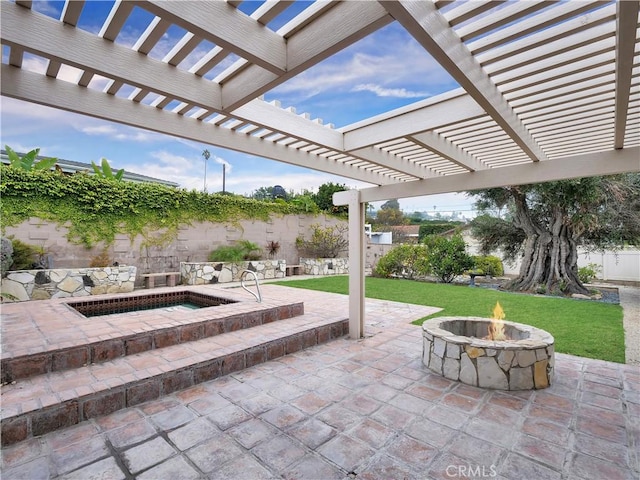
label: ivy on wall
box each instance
[0,167,305,248]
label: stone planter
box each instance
[180,260,286,285]
[300,258,348,275]
[0,266,137,302]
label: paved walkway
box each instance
[2,284,639,480]
[619,286,640,366]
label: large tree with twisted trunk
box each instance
[468,174,640,295]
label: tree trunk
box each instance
[505,189,589,295]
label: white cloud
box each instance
[31,1,61,17]
[0,97,66,121]
[121,150,204,189]
[270,31,453,104]
[351,83,430,99]
[272,51,393,98]
[204,152,232,172]
[391,192,476,216]
[81,125,119,136]
[1,143,40,154]
[22,56,47,75]
[78,123,158,142]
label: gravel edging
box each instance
[619,286,640,366]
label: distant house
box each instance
[364,224,392,244]
[364,224,420,244]
[1,150,180,188]
[389,225,420,243]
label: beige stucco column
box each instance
[335,189,365,339]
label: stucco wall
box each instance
[3,215,346,285]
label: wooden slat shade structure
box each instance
[2,0,639,338]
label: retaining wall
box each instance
[1,266,137,302]
[3,215,346,286]
[180,260,286,285]
[300,258,349,275]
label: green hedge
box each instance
[418,222,464,242]
[0,167,305,248]
[373,244,430,280]
[472,255,504,277]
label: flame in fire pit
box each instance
[485,301,509,341]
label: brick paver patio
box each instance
[2,285,639,479]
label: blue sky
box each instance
[1,0,477,217]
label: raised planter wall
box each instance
[180,260,286,285]
[1,266,137,302]
[3,215,346,281]
[300,258,349,275]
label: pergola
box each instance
[2,0,639,338]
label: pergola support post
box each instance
[345,189,365,339]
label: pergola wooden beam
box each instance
[131,0,287,74]
[0,65,391,187]
[614,0,640,149]
[408,132,487,172]
[335,147,640,205]
[348,146,437,180]
[380,0,548,162]
[0,2,349,156]
[0,2,223,109]
[342,90,485,151]
[220,1,393,110]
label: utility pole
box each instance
[222,163,226,193]
[202,149,210,192]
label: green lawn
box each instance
[274,276,625,363]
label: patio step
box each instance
[0,313,349,446]
[1,288,304,383]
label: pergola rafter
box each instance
[1,65,395,187]
[1,0,638,339]
[380,0,548,163]
[220,1,393,110]
[132,0,288,74]
[614,0,640,148]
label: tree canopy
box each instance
[313,182,348,216]
[380,199,400,210]
[469,174,640,295]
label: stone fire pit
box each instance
[422,317,554,390]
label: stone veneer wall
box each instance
[300,258,349,275]
[180,260,286,285]
[422,317,554,391]
[0,266,137,302]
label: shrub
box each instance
[578,263,601,283]
[373,244,430,280]
[472,255,504,277]
[208,240,262,262]
[1,237,13,276]
[266,240,281,258]
[423,234,474,283]
[296,224,348,258]
[6,238,47,270]
[208,245,245,262]
[418,221,464,242]
[89,247,112,267]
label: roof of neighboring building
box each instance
[0,150,180,187]
[389,225,420,236]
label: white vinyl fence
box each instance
[500,249,640,282]
[463,232,639,282]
